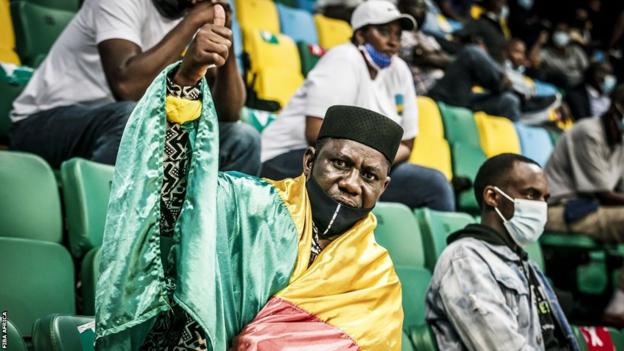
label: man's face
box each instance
[357,21,403,57]
[400,0,427,26]
[486,161,549,220]
[303,139,391,209]
[507,41,526,68]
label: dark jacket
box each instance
[565,84,591,120]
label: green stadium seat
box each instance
[547,128,562,145]
[32,314,95,351]
[296,41,324,76]
[24,0,79,12]
[525,242,545,271]
[608,327,624,350]
[0,151,62,241]
[0,81,25,142]
[0,237,75,338]
[451,142,486,214]
[240,106,277,132]
[10,1,75,67]
[61,158,114,258]
[395,265,431,328]
[80,247,101,315]
[6,319,28,351]
[410,324,438,351]
[438,102,480,148]
[414,208,475,271]
[373,202,425,268]
[402,329,416,351]
[573,326,588,351]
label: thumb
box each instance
[213,3,226,26]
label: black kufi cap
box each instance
[318,105,404,162]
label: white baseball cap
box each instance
[350,0,416,32]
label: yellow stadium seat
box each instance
[234,0,279,33]
[409,137,453,180]
[417,96,444,139]
[474,112,521,157]
[314,15,352,49]
[0,0,19,64]
[254,66,304,110]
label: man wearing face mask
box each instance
[565,61,616,120]
[426,153,580,351]
[544,85,624,326]
[9,0,261,175]
[260,0,455,212]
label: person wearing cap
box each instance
[95,22,404,349]
[260,0,455,212]
[426,154,579,351]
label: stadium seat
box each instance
[474,112,521,157]
[409,137,453,180]
[525,242,545,271]
[240,106,278,132]
[6,319,28,351]
[547,128,562,145]
[297,41,324,76]
[438,103,480,148]
[296,0,316,13]
[395,266,431,328]
[451,142,486,214]
[314,15,352,49]
[80,247,101,315]
[32,314,95,351]
[417,97,445,139]
[234,0,279,33]
[410,324,438,351]
[373,202,425,268]
[10,1,75,67]
[0,151,62,241]
[0,82,25,142]
[414,208,475,271]
[244,30,303,109]
[274,0,297,7]
[402,329,416,351]
[26,0,79,11]
[277,4,318,44]
[514,124,553,167]
[0,237,75,338]
[0,0,20,64]
[61,158,114,258]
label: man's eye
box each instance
[362,172,378,181]
[333,159,347,168]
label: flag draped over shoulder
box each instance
[95,63,403,351]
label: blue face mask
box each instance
[361,43,393,70]
[602,75,617,95]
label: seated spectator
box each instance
[426,153,580,351]
[565,61,615,120]
[454,0,509,63]
[399,0,452,95]
[9,0,261,175]
[261,0,455,211]
[317,0,363,22]
[529,23,590,90]
[435,0,473,23]
[544,85,624,326]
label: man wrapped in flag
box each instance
[95,3,403,350]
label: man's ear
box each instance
[354,29,366,46]
[303,146,316,177]
[482,185,499,209]
[380,176,391,196]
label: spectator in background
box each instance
[261,0,455,212]
[435,0,473,23]
[316,0,364,22]
[454,0,509,63]
[529,23,589,90]
[566,61,615,120]
[399,0,452,95]
[9,0,261,175]
[544,85,624,326]
[426,153,580,351]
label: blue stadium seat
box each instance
[514,124,554,167]
[277,3,318,44]
[296,0,316,13]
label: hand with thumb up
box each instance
[174,1,232,87]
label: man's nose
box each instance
[338,169,361,195]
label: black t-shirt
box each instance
[527,267,570,351]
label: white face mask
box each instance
[552,31,570,48]
[493,186,548,247]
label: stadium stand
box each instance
[314,14,352,49]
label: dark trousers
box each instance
[10,101,262,175]
[261,149,456,211]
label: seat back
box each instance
[438,103,480,147]
[234,0,279,33]
[373,202,425,268]
[32,314,95,351]
[514,123,553,166]
[11,1,75,67]
[80,247,101,315]
[0,0,19,64]
[409,137,453,180]
[244,30,301,74]
[525,242,545,270]
[6,319,28,351]
[394,266,432,329]
[475,112,521,157]
[417,97,444,139]
[296,0,316,12]
[410,324,439,351]
[0,237,75,337]
[402,329,416,351]
[253,66,304,110]
[26,0,79,11]
[314,15,352,49]
[0,151,62,241]
[297,41,324,76]
[61,158,114,257]
[414,208,476,271]
[277,4,318,44]
[451,142,486,214]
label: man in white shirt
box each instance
[261,0,455,211]
[9,0,260,175]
